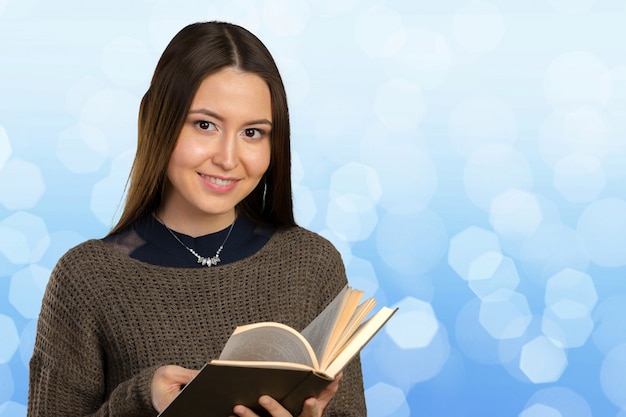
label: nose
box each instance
[212,134,239,171]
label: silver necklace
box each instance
[155,214,236,267]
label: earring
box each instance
[262,179,267,211]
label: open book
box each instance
[159,286,397,417]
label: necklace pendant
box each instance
[155,213,235,268]
[197,255,220,267]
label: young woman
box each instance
[27,22,366,417]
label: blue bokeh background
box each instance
[2,1,626,416]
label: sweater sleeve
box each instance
[27,249,157,417]
[309,236,368,417]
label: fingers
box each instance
[299,372,343,417]
[300,397,322,417]
[315,372,342,406]
[151,365,199,412]
[153,364,199,386]
[232,396,291,417]
[231,403,260,417]
[232,372,343,417]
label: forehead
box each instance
[191,67,272,119]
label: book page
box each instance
[219,322,319,370]
[300,286,351,361]
[319,298,376,370]
[315,288,364,364]
[209,359,316,372]
[324,306,398,377]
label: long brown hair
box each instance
[109,21,295,235]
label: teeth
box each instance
[203,175,235,186]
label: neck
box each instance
[154,209,237,237]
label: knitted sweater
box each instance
[28,226,367,416]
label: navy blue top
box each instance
[103,214,275,268]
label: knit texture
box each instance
[28,226,367,416]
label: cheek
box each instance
[169,136,204,169]
[242,141,271,177]
[166,143,199,188]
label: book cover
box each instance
[158,286,397,416]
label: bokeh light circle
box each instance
[577,198,626,267]
[600,343,626,410]
[377,209,447,275]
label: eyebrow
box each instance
[188,108,273,127]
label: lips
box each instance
[202,174,236,186]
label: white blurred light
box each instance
[548,0,595,15]
[0,158,45,210]
[455,298,502,365]
[377,321,451,385]
[207,0,263,31]
[293,184,316,228]
[0,315,19,364]
[519,221,590,283]
[600,344,626,410]
[377,210,447,275]
[577,198,626,267]
[464,145,533,211]
[448,226,502,281]
[79,88,139,157]
[469,256,520,300]
[357,124,434,214]
[101,36,153,90]
[519,403,563,417]
[449,94,518,158]
[0,126,11,169]
[329,162,382,203]
[553,153,605,203]
[489,189,543,240]
[326,194,378,242]
[262,0,310,36]
[0,364,14,405]
[519,336,568,383]
[354,5,406,59]
[538,106,612,170]
[90,150,134,227]
[276,56,310,105]
[57,124,109,173]
[544,51,611,108]
[386,297,439,349]
[388,26,451,89]
[545,268,598,315]
[365,383,410,417]
[479,289,532,339]
[0,211,49,265]
[451,1,505,53]
[375,78,426,131]
[0,401,27,417]
[592,295,626,355]
[9,265,50,319]
[542,307,594,348]
[524,387,592,417]
[344,256,379,299]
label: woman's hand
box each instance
[151,365,199,412]
[232,372,343,417]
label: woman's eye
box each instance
[195,120,215,131]
[243,128,263,139]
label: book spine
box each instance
[279,372,333,416]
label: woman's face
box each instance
[161,67,272,233]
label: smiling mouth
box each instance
[200,174,237,186]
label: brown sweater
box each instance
[28,226,366,416]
